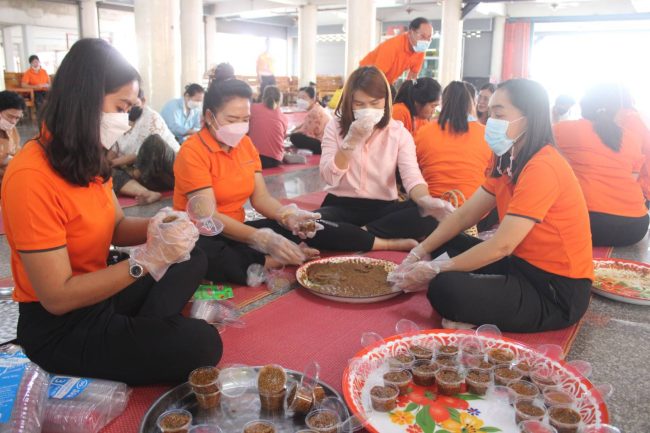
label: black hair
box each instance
[438,81,473,134]
[203,78,252,117]
[394,77,441,121]
[479,83,496,93]
[580,84,624,152]
[0,91,26,112]
[262,85,281,109]
[299,86,316,100]
[184,83,205,97]
[409,17,430,31]
[40,38,140,187]
[489,79,555,183]
[28,55,39,64]
[212,63,235,84]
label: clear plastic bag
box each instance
[42,377,130,433]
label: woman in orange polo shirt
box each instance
[392,77,441,136]
[389,79,593,333]
[1,39,220,384]
[554,84,649,246]
[415,81,491,201]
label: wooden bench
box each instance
[316,75,343,100]
[3,71,36,118]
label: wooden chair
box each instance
[236,75,260,100]
[316,75,344,100]
[4,71,36,118]
[274,76,298,106]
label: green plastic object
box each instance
[193,284,234,301]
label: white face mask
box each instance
[100,112,130,150]
[187,100,202,111]
[353,108,385,125]
[208,111,249,148]
[0,115,14,132]
[296,99,310,110]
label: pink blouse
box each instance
[296,104,331,141]
[320,118,426,201]
[249,103,288,162]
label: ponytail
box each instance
[580,84,623,152]
[262,85,281,109]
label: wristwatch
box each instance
[128,257,145,279]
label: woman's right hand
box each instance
[250,228,307,265]
[341,117,375,150]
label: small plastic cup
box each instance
[508,380,541,400]
[195,391,221,410]
[286,382,314,414]
[259,388,286,412]
[189,425,224,433]
[542,389,576,408]
[487,347,516,365]
[369,384,399,412]
[242,420,277,433]
[514,360,535,380]
[387,352,415,370]
[257,364,287,412]
[548,405,582,433]
[383,369,412,395]
[494,365,524,386]
[156,409,192,433]
[435,367,464,396]
[434,354,460,369]
[518,420,558,433]
[305,408,341,433]
[412,360,438,386]
[460,338,484,367]
[436,344,459,359]
[514,398,547,425]
[531,366,561,392]
[465,368,492,396]
[189,366,220,394]
[409,344,434,360]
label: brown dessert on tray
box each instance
[258,364,287,412]
[370,385,399,412]
[304,259,394,297]
[188,366,221,409]
[435,368,463,396]
[487,348,516,365]
[549,406,582,433]
[514,399,546,424]
[306,410,340,433]
[383,370,412,395]
[508,380,540,399]
[409,344,433,360]
[157,410,192,433]
[412,362,438,386]
[243,421,276,433]
[465,368,491,395]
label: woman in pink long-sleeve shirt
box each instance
[316,66,455,251]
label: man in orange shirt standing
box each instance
[21,54,50,107]
[359,17,432,84]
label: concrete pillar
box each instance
[2,28,15,72]
[298,4,317,86]
[490,16,505,83]
[438,0,463,86]
[205,15,218,72]
[181,0,205,87]
[345,0,376,78]
[21,25,36,69]
[79,0,99,38]
[134,0,181,111]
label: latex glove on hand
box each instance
[131,207,200,281]
[250,228,308,265]
[387,259,453,292]
[394,243,430,274]
[276,203,324,239]
[341,117,375,151]
[414,195,456,221]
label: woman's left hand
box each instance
[276,203,324,239]
[414,195,456,221]
[387,259,453,292]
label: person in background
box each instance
[1,38,220,385]
[415,81,491,202]
[0,91,25,194]
[618,89,650,203]
[551,94,576,124]
[108,89,179,203]
[249,85,288,168]
[257,38,276,101]
[554,84,648,246]
[21,54,50,107]
[359,17,432,84]
[161,83,204,143]
[210,62,235,86]
[392,77,442,136]
[289,86,331,155]
[476,83,496,125]
[389,79,593,333]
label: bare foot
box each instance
[372,237,418,251]
[136,190,162,205]
[441,318,476,330]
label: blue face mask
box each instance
[413,40,429,53]
[485,117,524,156]
[467,114,478,122]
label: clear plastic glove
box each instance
[413,195,456,221]
[341,117,375,150]
[131,207,199,281]
[249,228,307,265]
[394,243,430,274]
[276,203,324,239]
[387,259,453,292]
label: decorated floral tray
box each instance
[342,330,608,433]
[592,258,650,306]
[296,256,400,303]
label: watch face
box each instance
[130,264,144,278]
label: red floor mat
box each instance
[261,155,320,176]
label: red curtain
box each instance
[501,21,532,81]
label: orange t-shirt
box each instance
[173,128,262,222]
[554,119,646,217]
[482,145,593,280]
[415,121,491,200]
[618,109,650,200]
[1,140,116,302]
[359,33,425,84]
[21,68,50,86]
[392,102,429,136]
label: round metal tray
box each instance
[139,367,342,433]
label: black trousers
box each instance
[260,154,282,169]
[589,211,649,247]
[427,234,592,333]
[17,248,222,385]
[289,133,322,155]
